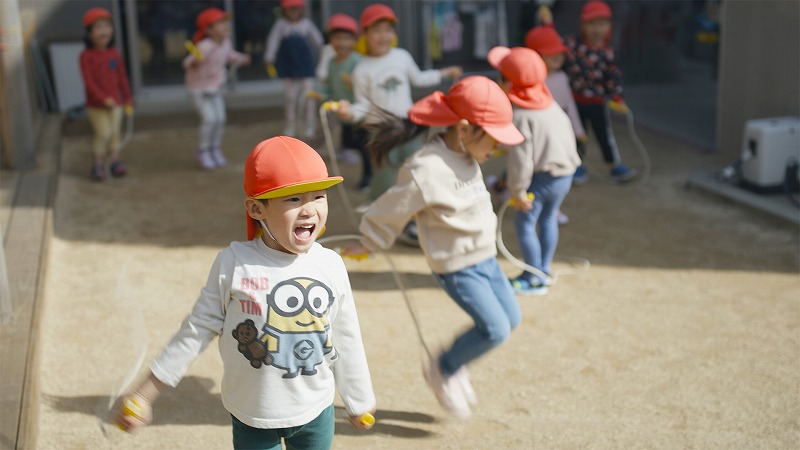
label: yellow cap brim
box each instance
[251,178,343,200]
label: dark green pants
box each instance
[231,404,334,450]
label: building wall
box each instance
[717,0,800,157]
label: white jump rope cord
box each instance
[582,106,652,188]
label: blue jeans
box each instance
[514,172,573,283]
[231,404,334,450]
[433,257,521,376]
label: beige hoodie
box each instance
[359,137,498,274]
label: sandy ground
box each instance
[35,116,799,449]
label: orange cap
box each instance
[488,46,554,110]
[281,0,305,9]
[360,4,398,29]
[83,7,111,27]
[244,136,342,240]
[525,25,568,56]
[581,0,612,21]
[327,13,358,35]
[409,76,524,146]
[194,7,230,43]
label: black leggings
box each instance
[577,102,621,165]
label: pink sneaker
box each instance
[423,354,471,419]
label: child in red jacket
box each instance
[79,7,132,181]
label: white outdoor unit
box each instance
[740,116,800,192]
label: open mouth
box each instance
[294,224,315,242]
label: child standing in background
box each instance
[334,3,462,204]
[342,76,524,419]
[313,13,372,190]
[79,7,132,181]
[489,46,581,295]
[115,136,376,448]
[184,7,251,170]
[561,0,636,183]
[264,0,324,140]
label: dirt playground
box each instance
[34,115,799,449]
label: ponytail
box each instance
[363,108,428,167]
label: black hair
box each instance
[327,28,357,39]
[83,23,115,49]
[363,108,428,167]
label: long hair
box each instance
[363,108,428,167]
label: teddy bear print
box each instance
[232,319,273,369]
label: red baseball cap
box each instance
[326,13,358,35]
[281,0,305,9]
[525,25,568,56]
[361,4,398,30]
[244,136,342,240]
[194,7,230,43]
[83,8,111,27]
[409,76,524,146]
[488,46,553,110]
[581,0,612,21]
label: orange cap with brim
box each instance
[281,0,305,9]
[581,0,612,21]
[327,13,359,35]
[83,7,112,27]
[408,76,524,146]
[244,136,342,240]
[525,25,568,56]
[360,3,398,29]
[488,46,554,110]
[194,7,231,43]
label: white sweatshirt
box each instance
[350,48,442,123]
[150,239,375,429]
[359,137,498,274]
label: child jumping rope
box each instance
[114,136,376,449]
[79,7,133,181]
[489,46,581,295]
[342,76,524,419]
[264,0,324,140]
[184,7,251,170]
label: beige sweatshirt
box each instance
[359,137,498,274]
[507,103,582,198]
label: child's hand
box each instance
[348,412,376,430]
[333,100,354,121]
[240,54,252,66]
[607,100,629,115]
[441,66,463,79]
[537,5,553,24]
[510,192,534,212]
[339,241,370,260]
[104,97,117,108]
[577,134,588,143]
[113,393,153,433]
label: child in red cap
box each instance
[313,13,372,191]
[79,7,132,181]
[489,46,581,295]
[342,76,524,419]
[115,136,376,448]
[185,7,251,170]
[561,0,637,183]
[264,0,324,140]
[334,4,462,208]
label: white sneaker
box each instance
[453,366,478,406]
[197,150,215,170]
[210,148,227,168]
[423,355,471,419]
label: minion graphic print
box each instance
[233,277,336,378]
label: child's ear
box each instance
[245,198,267,219]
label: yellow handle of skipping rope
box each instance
[266,63,278,78]
[185,40,203,62]
[607,100,629,114]
[509,192,535,206]
[335,248,369,261]
[322,101,339,111]
[115,397,143,431]
[359,413,376,428]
